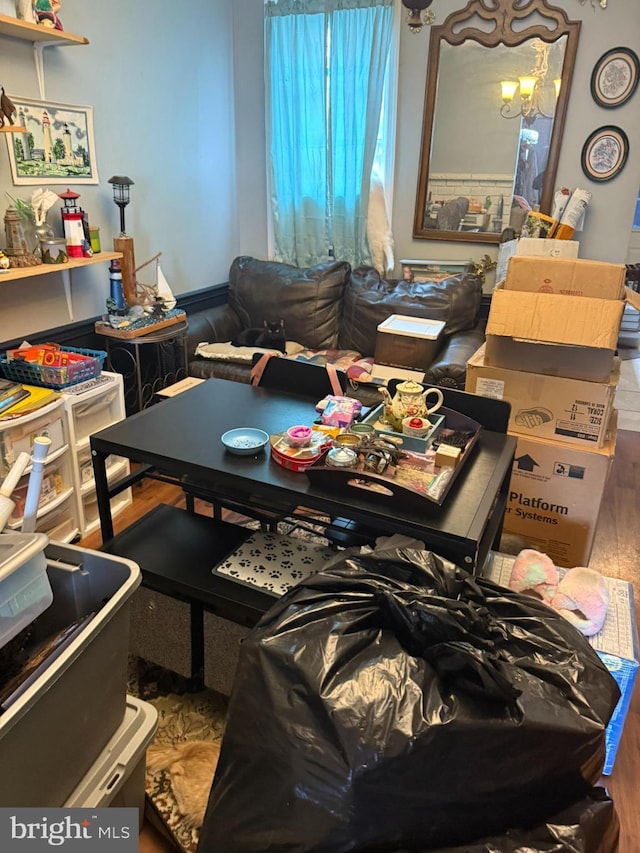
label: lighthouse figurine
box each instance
[58,188,91,258]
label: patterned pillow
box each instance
[291,349,375,383]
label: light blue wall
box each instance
[234,0,640,271]
[0,0,236,340]
[2,0,639,340]
[394,0,640,269]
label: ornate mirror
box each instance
[413,0,581,244]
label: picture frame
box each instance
[4,97,99,185]
[581,125,629,183]
[590,47,639,109]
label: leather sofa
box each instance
[186,256,485,404]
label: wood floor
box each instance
[81,431,640,852]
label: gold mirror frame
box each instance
[413,0,581,244]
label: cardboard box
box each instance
[515,237,580,259]
[485,287,623,382]
[503,427,616,568]
[466,344,619,448]
[483,552,639,775]
[374,314,445,371]
[505,256,625,300]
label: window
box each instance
[264,0,396,269]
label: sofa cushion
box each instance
[229,257,350,350]
[339,267,482,356]
[195,340,305,364]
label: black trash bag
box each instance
[394,787,619,853]
[198,545,620,853]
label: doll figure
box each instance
[35,0,63,30]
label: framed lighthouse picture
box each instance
[5,97,98,185]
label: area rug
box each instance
[129,517,336,852]
[128,658,227,853]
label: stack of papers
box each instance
[0,384,58,419]
[0,379,30,416]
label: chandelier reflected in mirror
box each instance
[500,40,561,127]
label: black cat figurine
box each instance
[232,319,286,353]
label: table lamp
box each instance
[108,175,137,305]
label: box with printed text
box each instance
[503,424,616,568]
[516,237,580,259]
[466,344,619,448]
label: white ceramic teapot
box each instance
[378,381,444,433]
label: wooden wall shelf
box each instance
[0,125,27,133]
[0,251,121,282]
[0,14,88,46]
[0,251,122,320]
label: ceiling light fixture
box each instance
[401,0,435,33]
[500,39,561,127]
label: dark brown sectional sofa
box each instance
[186,256,485,403]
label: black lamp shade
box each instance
[108,175,134,234]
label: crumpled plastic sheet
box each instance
[199,542,621,853]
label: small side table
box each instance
[98,321,189,414]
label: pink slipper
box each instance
[509,549,559,603]
[550,567,609,637]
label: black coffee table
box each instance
[91,378,515,571]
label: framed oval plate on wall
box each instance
[581,126,629,182]
[591,47,639,108]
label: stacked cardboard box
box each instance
[467,255,634,567]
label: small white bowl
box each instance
[221,428,269,455]
[402,416,432,438]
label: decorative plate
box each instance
[581,126,629,182]
[221,427,269,455]
[591,47,639,109]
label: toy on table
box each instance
[316,395,361,428]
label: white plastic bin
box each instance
[65,694,158,827]
[0,533,52,649]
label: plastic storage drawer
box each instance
[66,382,123,445]
[0,404,66,479]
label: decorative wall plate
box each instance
[581,126,629,182]
[591,47,639,108]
